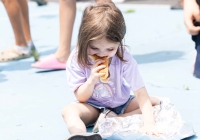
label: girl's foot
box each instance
[66,133,102,140]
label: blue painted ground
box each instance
[0,2,199,140]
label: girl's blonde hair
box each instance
[77,2,126,67]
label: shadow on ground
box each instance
[133,51,185,64]
[183,135,198,140]
[36,69,65,73]
[0,73,7,83]
[38,15,57,19]
[0,50,185,71]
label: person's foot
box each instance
[0,43,39,62]
[171,0,183,10]
[54,50,70,63]
[28,41,40,61]
[66,133,102,140]
[31,0,47,6]
[31,54,66,70]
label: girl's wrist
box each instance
[86,77,96,86]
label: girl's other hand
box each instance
[138,124,163,137]
[88,59,106,84]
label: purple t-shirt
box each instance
[66,48,145,108]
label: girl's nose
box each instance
[98,52,107,57]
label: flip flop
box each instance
[31,54,66,70]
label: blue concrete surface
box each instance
[0,2,200,140]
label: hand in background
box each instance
[184,0,200,35]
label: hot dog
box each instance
[89,54,109,83]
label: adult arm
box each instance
[184,0,200,35]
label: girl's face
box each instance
[88,38,120,58]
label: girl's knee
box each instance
[61,104,78,118]
[150,97,160,106]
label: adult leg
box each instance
[17,0,32,42]
[118,96,160,117]
[31,0,76,69]
[62,102,100,134]
[55,0,111,62]
[2,0,27,46]
[55,0,76,63]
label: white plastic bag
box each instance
[98,98,195,140]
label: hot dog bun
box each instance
[89,54,109,83]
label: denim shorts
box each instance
[87,95,135,115]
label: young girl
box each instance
[62,2,161,140]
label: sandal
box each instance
[0,47,32,62]
[92,109,117,133]
[0,44,39,62]
[66,133,102,140]
[30,44,40,61]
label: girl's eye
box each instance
[91,47,98,50]
[107,49,114,51]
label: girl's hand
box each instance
[88,59,106,84]
[139,124,163,137]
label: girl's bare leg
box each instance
[119,97,160,117]
[62,103,99,134]
[2,0,27,46]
